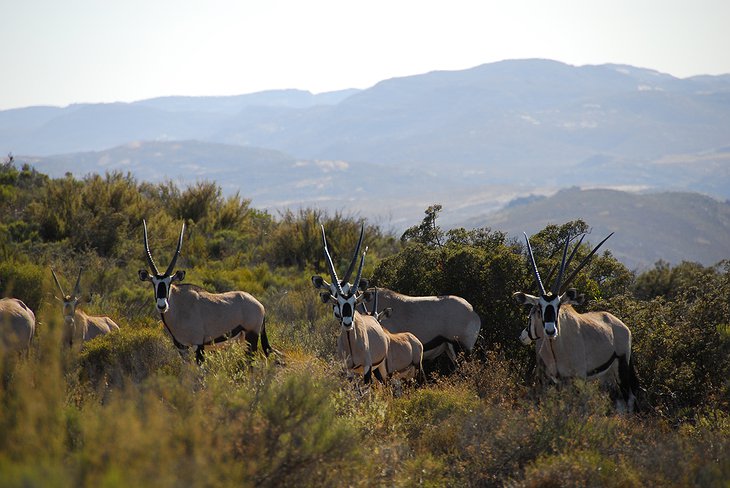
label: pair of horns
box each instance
[524,231,613,296]
[51,267,82,298]
[143,219,185,277]
[321,224,366,294]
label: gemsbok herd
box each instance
[0,219,639,412]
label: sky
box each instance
[1,0,729,110]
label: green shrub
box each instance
[0,259,45,311]
[515,449,642,487]
[78,325,183,387]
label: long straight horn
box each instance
[551,236,571,295]
[353,246,368,293]
[143,220,160,276]
[164,222,185,276]
[51,268,66,297]
[524,232,546,296]
[340,224,364,286]
[545,233,586,285]
[321,225,343,294]
[560,232,614,294]
[73,267,83,297]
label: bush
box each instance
[78,325,183,387]
[0,259,46,311]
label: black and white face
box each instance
[313,278,364,331]
[514,289,584,340]
[139,269,185,313]
[140,220,186,314]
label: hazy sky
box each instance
[1,0,728,110]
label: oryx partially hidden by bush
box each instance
[51,267,119,346]
[359,288,481,366]
[514,232,639,412]
[139,220,272,362]
[0,297,35,353]
[312,225,423,384]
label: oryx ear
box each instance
[363,290,374,302]
[381,307,392,319]
[173,270,186,282]
[319,291,332,304]
[562,288,585,305]
[83,293,92,303]
[138,269,151,281]
[513,292,539,305]
[358,279,369,292]
[312,275,328,290]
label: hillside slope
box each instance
[460,188,730,268]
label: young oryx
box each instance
[0,297,36,353]
[51,267,120,346]
[514,232,639,412]
[359,287,481,366]
[139,220,272,363]
[312,225,424,385]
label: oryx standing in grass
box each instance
[0,297,35,353]
[359,287,481,366]
[139,220,272,363]
[312,225,424,384]
[51,267,120,346]
[514,232,639,412]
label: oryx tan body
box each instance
[52,267,119,346]
[361,288,480,362]
[338,310,423,381]
[0,298,35,352]
[516,231,638,412]
[139,221,272,358]
[64,309,120,345]
[163,283,265,347]
[531,305,632,382]
[313,225,424,384]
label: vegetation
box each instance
[0,159,728,487]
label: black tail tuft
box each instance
[629,354,641,411]
[260,317,273,357]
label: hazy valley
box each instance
[3,59,730,267]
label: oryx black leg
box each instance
[245,330,259,354]
[364,367,372,384]
[373,368,385,383]
[195,345,205,364]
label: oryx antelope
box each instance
[514,232,639,412]
[139,220,272,362]
[312,225,424,384]
[359,287,481,365]
[51,267,120,346]
[0,297,35,353]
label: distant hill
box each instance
[459,188,730,269]
[24,140,464,228]
[3,59,729,200]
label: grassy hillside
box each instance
[0,163,728,487]
[461,187,730,269]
